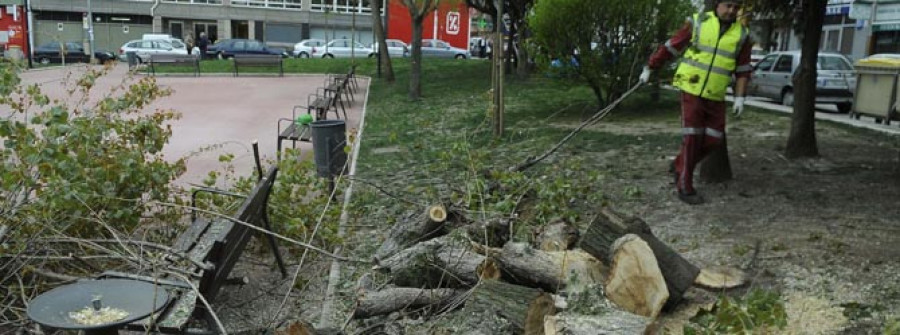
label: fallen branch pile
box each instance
[353,205,747,334]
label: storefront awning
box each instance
[873,21,900,32]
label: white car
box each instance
[322,39,374,58]
[371,39,409,58]
[293,39,325,58]
[118,39,188,62]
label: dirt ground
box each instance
[204,106,900,335]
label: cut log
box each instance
[276,320,344,335]
[543,313,649,335]
[374,205,449,261]
[457,218,510,248]
[579,208,699,311]
[377,236,485,288]
[605,234,669,318]
[477,258,502,281]
[489,242,604,293]
[467,279,556,335]
[353,287,463,319]
[694,266,747,289]
[534,220,580,251]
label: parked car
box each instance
[293,39,325,58]
[118,39,188,62]
[748,50,856,113]
[322,39,374,58]
[371,39,409,58]
[33,42,116,65]
[421,39,469,59]
[206,39,286,59]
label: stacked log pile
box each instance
[352,205,746,334]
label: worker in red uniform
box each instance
[639,0,753,205]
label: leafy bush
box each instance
[0,61,185,238]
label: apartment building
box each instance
[26,0,381,54]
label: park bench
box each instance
[306,84,346,121]
[233,54,284,77]
[149,54,201,77]
[98,163,287,333]
[276,106,314,158]
[331,64,359,95]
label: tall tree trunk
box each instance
[372,0,394,82]
[409,19,424,99]
[785,0,825,159]
[699,135,733,183]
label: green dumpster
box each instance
[851,57,900,125]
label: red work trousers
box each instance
[674,92,726,195]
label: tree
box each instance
[529,0,691,106]
[748,0,825,158]
[398,0,441,99]
[373,0,396,82]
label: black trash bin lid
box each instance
[26,279,169,330]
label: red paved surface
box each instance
[16,63,366,188]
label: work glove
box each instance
[733,97,746,117]
[639,66,652,84]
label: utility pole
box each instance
[87,0,96,63]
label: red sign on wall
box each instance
[387,1,470,50]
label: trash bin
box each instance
[852,58,900,125]
[125,51,138,69]
[310,119,348,178]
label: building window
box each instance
[311,0,383,14]
[230,0,302,9]
[161,0,223,4]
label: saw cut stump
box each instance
[374,204,448,261]
[605,234,669,318]
[377,236,485,288]
[468,279,556,335]
[579,208,700,311]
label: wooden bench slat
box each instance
[233,54,284,77]
[172,218,211,253]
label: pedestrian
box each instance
[197,32,210,60]
[639,0,753,205]
[184,34,194,55]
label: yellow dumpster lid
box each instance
[856,54,900,68]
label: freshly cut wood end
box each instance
[605,234,669,318]
[428,204,447,223]
[694,266,747,289]
[524,293,556,335]
[477,258,502,280]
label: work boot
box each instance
[677,191,704,205]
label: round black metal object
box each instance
[27,279,169,334]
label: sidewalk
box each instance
[15,62,367,187]
[736,96,900,136]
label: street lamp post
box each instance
[87,0,95,63]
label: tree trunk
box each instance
[785,0,825,159]
[371,0,394,82]
[578,208,699,311]
[409,17,424,99]
[353,287,463,319]
[489,242,605,293]
[455,218,510,248]
[377,236,485,288]
[374,205,448,261]
[699,135,733,183]
[605,234,669,318]
[543,313,649,335]
[468,279,556,335]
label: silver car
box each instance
[293,39,325,58]
[749,50,856,113]
[118,39,188,63]
[421,39,469,59]
[371,39,409,58]
[322,39,374,58]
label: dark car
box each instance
[33,42,116,65]
[205,39,287,59]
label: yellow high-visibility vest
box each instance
[673,11,749,101]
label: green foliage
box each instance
[685,289,788,334]
[0,64,185,237]
[528,0,692,104]
[886,317,900,335]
